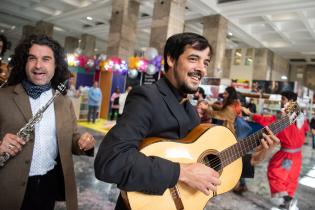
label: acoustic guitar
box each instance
[123,102,300,210]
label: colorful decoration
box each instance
[74,48,82,55]
[146,64,157,75]
[128,69,138,79]
[126,48,164,78]
[128,56,140,69]
[144,47,158,61]
[98,56,128,74]
[66,47,164,77]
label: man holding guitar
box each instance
[94,32,280,210]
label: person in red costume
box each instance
[243,91,308,210]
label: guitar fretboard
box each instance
[217,116,290,168]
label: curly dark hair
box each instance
[281,91,297,102]
[223,86,238,108]
[7,35,70,92]
[0,34,8,56]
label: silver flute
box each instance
[0,82,66,167]
[0,80,7,88]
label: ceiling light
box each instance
[0,29,4,33]
[11,25,16,30]
[54,10,62,16]
[54,26,64,32]
[34,6,55,15]
[86,16,93,21]
[228,32,233,36]
[281,75,287,80]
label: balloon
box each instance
[74,48,82,55]
[86,59,94,68]
[144,47,158,61]
[98,54,107,61]
[146,64,156,75]
[74,60,80,67]
[128,56,139,69]
[138,58,148,72]
[77,55,86,68]
[160,65,165,72]
[128,69,138,79]
[112,63,120,72]
[66,54,76,66]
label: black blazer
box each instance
[94,78,200,195]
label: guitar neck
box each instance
[219,115,290,167]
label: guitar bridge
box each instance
[169,186,184,210]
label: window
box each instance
[233,49,242,65]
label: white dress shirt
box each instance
[28,89,57,176]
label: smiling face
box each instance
[166,46,210,94]
[25,44,55,86]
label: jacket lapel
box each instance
[156,79,195,138]
[13,84,32,121]
[54,92,64,148]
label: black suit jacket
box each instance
[94,78,200,207]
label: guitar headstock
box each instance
[283,101,300,124]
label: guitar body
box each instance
[125,124,242,210]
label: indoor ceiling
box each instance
[0,0,315,64]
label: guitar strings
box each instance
[201,116,290,170]
[203,118,289,169]
[206,117,289,169]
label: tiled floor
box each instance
[55,126,315,210]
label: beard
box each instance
[173,67,199,94]
[179,82,198,94]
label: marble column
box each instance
[64,36,80,89]
[203,15,228,78]
[222,49,232,78]
[80,34,96,56]
[35,21,54,37]
[22,25,35,40]
[106,0,139,60]
[271,53,289,81]
[305,65,315,92]
[64,36,79,54]
[150,0,186,54]
[101,0,140,119]
[290,64,306,87]
[253,48,273,80]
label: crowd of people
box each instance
[0,32,314,210]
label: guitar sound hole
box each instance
[203,154,222,172]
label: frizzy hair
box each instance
[223,86,238,108]
[7,35,70,91]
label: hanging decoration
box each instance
[144,47,158,61]
[99,56,128,75]
[66,47,164,77]
[126,47,164,78]
[128,69,138,79]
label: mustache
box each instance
[187,71,202,80]
[31,67,46,72]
